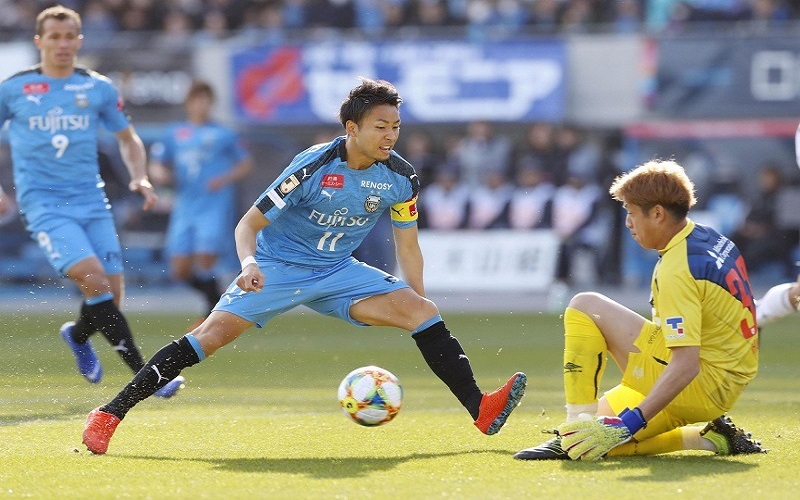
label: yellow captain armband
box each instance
[389,196,418,223]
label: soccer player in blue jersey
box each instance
[82,77,527,454]
[149,80,253,321]
[515,160,766,461]
[0,6,183,397]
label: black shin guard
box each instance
[413,321,483,419]
[71,301,96,344]
[87,299,146,373]
[101,336,201,420]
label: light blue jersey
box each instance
[253,136,420,267]
[214,136,421,327]
[0,65,129,217]
[151,121,249,256]
[0,65,129,275]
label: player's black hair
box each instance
[36,5,82,37]
[339,78,402,128]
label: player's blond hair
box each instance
[36,5,82,37]
[609,159,697,219]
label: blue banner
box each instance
[231,40,566,124]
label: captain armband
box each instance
[390,196,418,223]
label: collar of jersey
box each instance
[658,219,695,255]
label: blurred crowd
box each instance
[384,122,797,287]
[1,0,799,44]
[405,121,623,285]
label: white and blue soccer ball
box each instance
[337,365,403,427]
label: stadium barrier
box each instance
[418,229,560,292]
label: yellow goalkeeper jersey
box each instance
[650,220,759,411]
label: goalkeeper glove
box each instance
[558,407,646,461]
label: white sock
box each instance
[566,403,598,422]
[756,283,796,326]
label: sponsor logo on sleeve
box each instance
[266,189,286,209]
[664,316,685,340]
[280,174,300,194]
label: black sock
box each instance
[188,275,221,315]
[413,321,483,419]
[101,336,201,420]
[87,299,146,373]
[71,301,96,344]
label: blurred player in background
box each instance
[82,78,527,454]
[516,160,765,461]
[757,122,800,326]
[149,80,253,325]
[0,6,183,396]
[748,122,800,327]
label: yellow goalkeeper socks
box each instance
[563,307,608,411]
[607,428,684,456]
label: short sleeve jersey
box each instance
[651,220,759,409]
[0,65,129,209]
[150,121,248,212]
[253,136,419,267]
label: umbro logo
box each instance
[563,362,582,373]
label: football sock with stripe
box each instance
[412,318,483,419]
[86,295,146,373]
[70,301,96,344]
[563,307,608,421]
[101,335,204,420]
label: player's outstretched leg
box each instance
[83,408,121,455]
[83,334,204,454]
[60,321,103,383]
[700,415,768,455]
[474,372,527,435]
[411,317,527,434]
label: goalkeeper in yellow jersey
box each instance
[516,159,767,461]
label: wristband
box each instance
[618,407,647,434]
[240,255,257,270]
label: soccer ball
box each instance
[337,365,403,427]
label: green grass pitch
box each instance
[1,310,799,498]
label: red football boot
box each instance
[474,372,527,435]
[83,408,121,455]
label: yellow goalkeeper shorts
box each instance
[603,321,726,441]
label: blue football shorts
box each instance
[213,256,410,328]
[26,211,123,276]
[166,205,231,257]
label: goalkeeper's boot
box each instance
[514,433,570,460]
[474,372,527,435]
[83,408,121,455]
[154,375,186,398]
[60,321,102,384]
[700,415,768,455]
